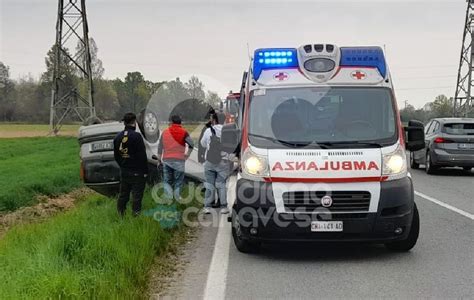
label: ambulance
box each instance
[221,44,426,253]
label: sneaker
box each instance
[220,207,229,214]
[203,207,212,214]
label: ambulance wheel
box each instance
[385,203,419,252]
[232,211,261,253]
[409,152,419,169]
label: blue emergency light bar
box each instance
[339,47,387,78]
[253,48,299,80]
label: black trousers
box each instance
[117,172,146,216]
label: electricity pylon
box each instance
[454,0,474,117]
[50,0,95,134]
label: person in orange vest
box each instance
[157,115,194,200]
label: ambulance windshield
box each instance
[248,87,397,148]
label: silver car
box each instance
[410,118,474,174]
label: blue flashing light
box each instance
[253,48,299,80]
[340,47,387,77]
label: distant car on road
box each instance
[410,118,474,174]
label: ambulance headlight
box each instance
[242,149,269,177]
[382,146,407,178]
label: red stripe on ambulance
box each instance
[271,160,380,172]
[264,176,388,183]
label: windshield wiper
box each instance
[316,141,383,148]
[248,133,314,148]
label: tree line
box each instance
[399,94,473,124]
[2,38,469,124]
[0,38,222,124]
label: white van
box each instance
[221,44,426,253]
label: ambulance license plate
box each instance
[311,221,343,232]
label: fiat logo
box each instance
[321,195,333,208]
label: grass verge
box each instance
[0,137,81,212]
[0,188,200,299]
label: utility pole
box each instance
[454,0,474,117]
[50,0,95,134]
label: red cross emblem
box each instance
[351,70,366,80]
[274,72,289,81]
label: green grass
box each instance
[0,137,82,212]
[0,190,198,299]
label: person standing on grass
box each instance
[113,112,148,216]
[200,112,231,214]
[157,115,194,200]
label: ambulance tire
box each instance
[385,203,419,252]
[231,211,261,254]
[409,152,419,169]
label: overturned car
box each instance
[78,111,161,195]
[78,110,207,196]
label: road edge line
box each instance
[203,176,235,299]
[415,191,474,220]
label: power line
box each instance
[397,86,453,91]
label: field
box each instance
[0,123,80,138]
[0,137,82,212]
[0,134,200,298]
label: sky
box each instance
[0,0,467,108]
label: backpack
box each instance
[206,127,222,164]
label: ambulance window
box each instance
[248,87,398,148]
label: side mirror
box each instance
[221,123,240,153]
[404,120,425,151]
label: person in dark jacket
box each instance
[113,112,148,216]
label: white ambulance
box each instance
[221,44,426,253]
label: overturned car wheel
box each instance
[138,109,160,143]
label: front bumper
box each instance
[432,149,474,167]
[232,177,415,243]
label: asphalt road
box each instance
[167,165,474,299]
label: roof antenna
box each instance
[247,42,252,62]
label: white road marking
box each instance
[415,191,474,220]
[203,176,236,300]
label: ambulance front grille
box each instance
[283,191,371,213]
